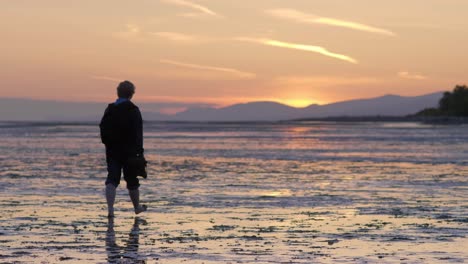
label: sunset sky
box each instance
[1,0,467,112]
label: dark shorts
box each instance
[105,156,140,190]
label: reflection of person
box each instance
[100,80,147,218]
[106,217,147,263]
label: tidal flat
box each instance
[0,121,467,263]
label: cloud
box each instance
[90,75,122,82]
[125,24,141,33]
[266,9,396,37]
[160,0,221,18]
[114,26,205,44]
[398,71,427,80]
[139,95,271,107]
[159,59,256,79]
[273,76,380,88]
[152,32,196,42]
[152,32,213,44]
[236,37,358,64]
[386,23,443,30]
[112,24,144,41]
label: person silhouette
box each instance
[100,80,147,218]
[106,217,147,263]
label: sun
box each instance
[280,99,319,108]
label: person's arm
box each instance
[132,107,144,155]
[99,105,110,145]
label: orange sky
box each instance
[1,0,467,109]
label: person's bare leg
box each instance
[129,189,147,214]
[106,184,116,217]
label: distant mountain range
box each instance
[0,92,443,122]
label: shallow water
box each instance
[0,121,467,263]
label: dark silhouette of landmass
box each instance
[168,92,443,121]
[0,92,443,122]
[416,85,468,117]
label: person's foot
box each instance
[106,184,116,219]
[134,204,147,215]
[133,217,147,226]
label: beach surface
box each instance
[0,121,467,263]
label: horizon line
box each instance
[0,90,444,113]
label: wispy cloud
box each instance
[91,75,122,82]
[152,32,196,42]
[398,71,427,80]
[160,59,256,79]
[112,24,144,41]
[237,37,357,64]
[152,32,214,44]
[115,26,204,44]
[273,76,380,87]
[266,9,396,36]
[160,0,221,18]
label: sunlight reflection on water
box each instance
[0,121,467,263]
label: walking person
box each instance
[100,80,147,218]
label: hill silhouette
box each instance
[0,92,443,122]
[169,92,443,121]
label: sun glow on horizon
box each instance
[279,99,322,108]
[136,96,323,113]
[137,95,323,108]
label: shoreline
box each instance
[1,116,468,125]
[290,115,468,124]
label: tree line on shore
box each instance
[417,85,468,117]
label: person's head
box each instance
[116,80,135,99]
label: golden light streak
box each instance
[237,38,358,64]
[267,9,396,36]
[398,71,427,80]
[90,75,122,82]
[159,59,256,79]
[151,32,216,44]
[152,32,196,42]
[161,0,221,17]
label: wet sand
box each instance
[0,122,467,263]
[1,156,467,263]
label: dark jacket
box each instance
[99,101,143,160]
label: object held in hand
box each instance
[127,155,148,179]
